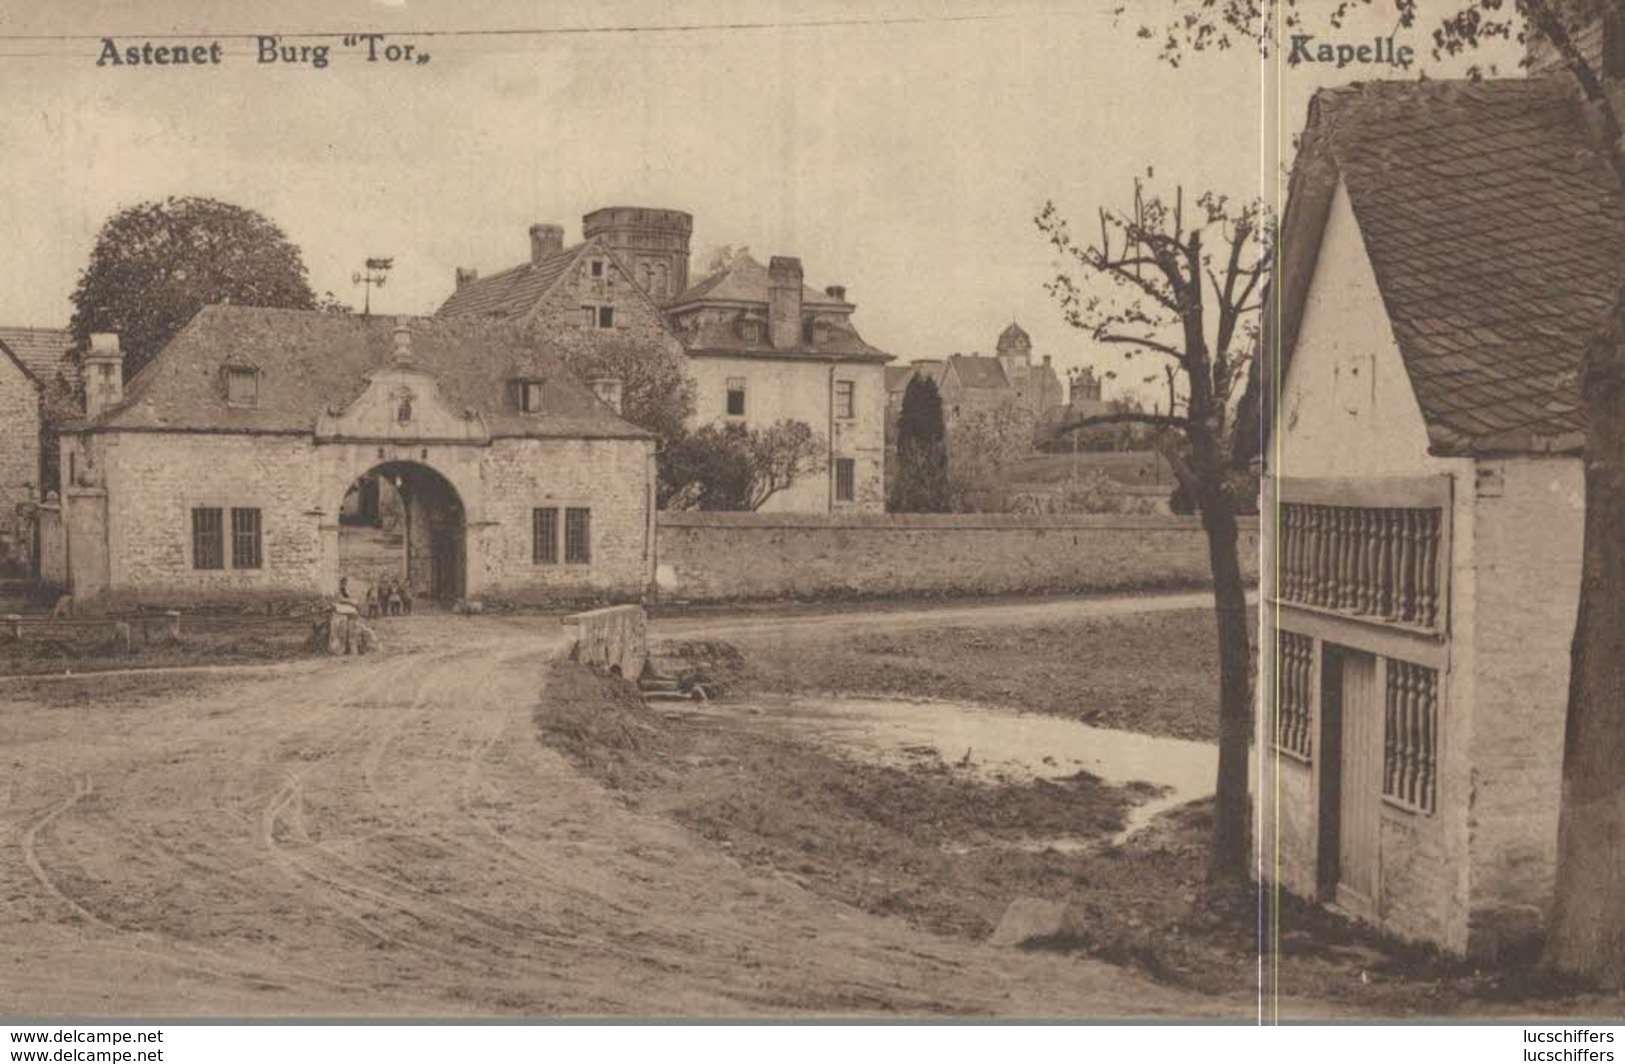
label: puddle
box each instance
[735,695,1217,844]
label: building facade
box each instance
[54,308,656,608]
[1262,77,1617,958]
[0,327,76,576]
[439,207,893,513]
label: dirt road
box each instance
[0,614,1243,1018]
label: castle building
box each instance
[439,208,891,513]
[48,310,656,607]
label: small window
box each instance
[532,507,559,565]
[590,259,605,279]
[192,507,224,570]
[726,377,747,418]
[231,507,263,570]
[565,507,591,564]
[226,367,257,407]
[741,320,763,344]
[802,318,816,345]
[654,262,669,297]
[835,380,855,420]
[598,306,616,329]
[835,459,856,502]
[519,381,545,414]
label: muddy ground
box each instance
[0,610,1236,1019]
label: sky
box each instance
[0,0,1519,405]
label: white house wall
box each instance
[1266,179,1478,953]
[686,355,886,513]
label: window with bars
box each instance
[564,508,591,564]
[835,458,856,503]
[1279,503,1445,630]
[1384,660,1440,814]
[231,508,263,570]
[532,507,559,565]
[191,507,224,570]
[726,377,747,417]
[1275,631,1313,760]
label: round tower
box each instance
[581,206,693,301]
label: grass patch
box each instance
[0,617,315,676]
[723,607,1249,742]
[537,659,1145,939]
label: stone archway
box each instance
[336,460,465,604]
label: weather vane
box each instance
[352,257,393,317]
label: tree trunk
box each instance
[1201,485,1255,881]
[1544,317,1625,982]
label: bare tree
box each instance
[1037,179,1271,881]
[1132,0,1625,981]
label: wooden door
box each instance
[1336,651,1381,912]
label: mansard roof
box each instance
[665,252,846,311]
[1276,77,1625,456]
[76,305,648,440]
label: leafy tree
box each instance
[891,375,952,512]
[69,197,318,379]
[547,333,696,445]
[948,401,1038,511]
[660,420,826,511]
[1037,181,1270,881]
[1136,0,1625,979]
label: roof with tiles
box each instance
[77,305,648,440]
[432,241,587,318]
[944,354,1010,390]
[1276,77,1625,456]
[666,252,847,311]
[0,326,77,389]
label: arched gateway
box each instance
[337,461,465,603]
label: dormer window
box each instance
[514,379,545,415]
[740,320,763,344]
[224,366,258,408]
[590,259,605,279]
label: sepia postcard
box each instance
[2,0,1623,1045]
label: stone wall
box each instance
[654,511,1258,601]
[475,437,655,605]
[85,432,324,601]
[0,356,41,573]
[62,429,655,607]
[564,603,647,679]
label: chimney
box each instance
[529,223,564,265]
[84,333,123,418]
[391,318,413,363]
[455,267,479,289]
[768,256,804,350]
[824,284,846,302]
[588,377,624,416]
